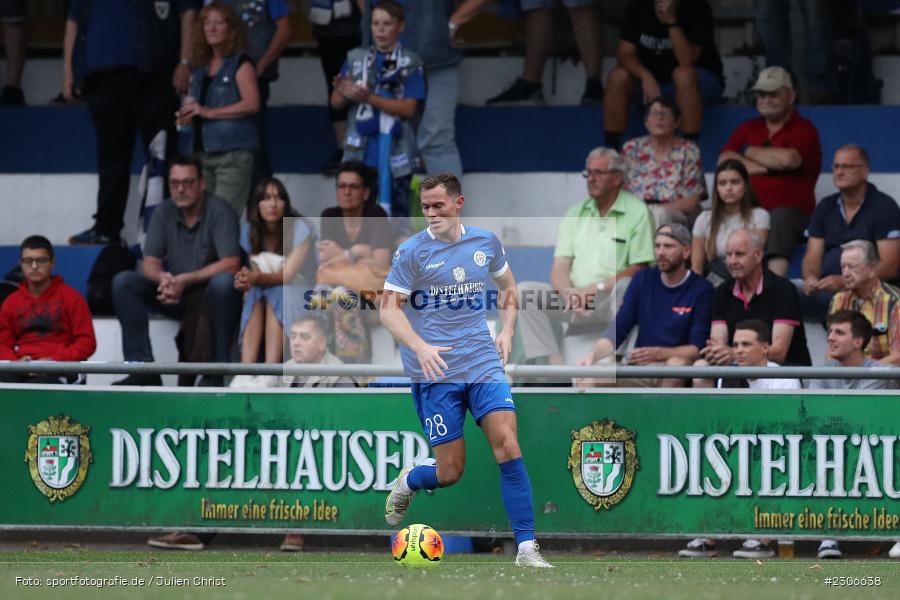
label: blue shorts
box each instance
[657,67,724,104]
[411,381,516,446]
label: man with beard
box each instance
[576,224,712,387]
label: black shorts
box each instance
[0,0,26,23]
[765,206,810,260]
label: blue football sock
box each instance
[406,463,439,491]
[499,457,535,546]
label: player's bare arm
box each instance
[492,267,518,366]
[380,289,452,381]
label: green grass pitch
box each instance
[2,550,899,599]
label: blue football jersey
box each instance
[384,224,510,382]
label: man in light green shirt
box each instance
[518,147,654,365]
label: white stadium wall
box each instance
[1,172,898,247]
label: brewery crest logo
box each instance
[24,415,92,502]
[568,420,638,510]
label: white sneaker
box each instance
[678,538,717,558]
[733,539,775,559]
[515,541,554,568]
[818,539,842,559]
[889,541,900,558]
[385,467,415,526]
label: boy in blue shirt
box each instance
[330,1,425,227]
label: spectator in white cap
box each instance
[719,66,822,277]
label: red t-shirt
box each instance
[721,110,821,215]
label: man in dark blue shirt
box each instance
[64,0,196,245]
[801,144,900,319]
[577,223,712,387]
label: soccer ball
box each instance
[391,523,444,567]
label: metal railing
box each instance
[0,361,897,380]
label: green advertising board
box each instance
[3,387,900,539]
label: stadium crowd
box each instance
[1,0,900,560]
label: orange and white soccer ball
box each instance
[391,523,444,567]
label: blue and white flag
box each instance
[135,129,167,258]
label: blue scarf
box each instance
[135,129,168,259]
[354,45,405,214]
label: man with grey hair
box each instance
[697,228,810,369]
[801,144,900,319]
[827,240,900,365]
[719,66,822,277]
[515,147,654,367]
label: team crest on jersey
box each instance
[24,415,93,502]
[473,251,487,267]
[568,420,638,511]
[154,1,171,19]
[453,266,466,282]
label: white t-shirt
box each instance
[717,361,801,389]
[692,207,770,258]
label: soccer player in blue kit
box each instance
[379,172,552,568]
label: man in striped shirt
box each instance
[827,240,900,365]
